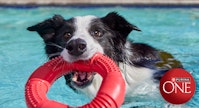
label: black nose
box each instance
[66,38,87,56]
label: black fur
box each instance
[28,15,75,59]
[27,12,182,90]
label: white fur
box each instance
[79,62,157,98]
[70,41,158,99]
[119,63,158,96]
[122,41,158,96]
[61,15,158,103]
[61,15,104,62]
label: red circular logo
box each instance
[159,68,196,104]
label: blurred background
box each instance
[0,0,199,108]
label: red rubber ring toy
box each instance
[25,52,126,108]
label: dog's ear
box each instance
[27,15,64,41]
[101,12,141,38]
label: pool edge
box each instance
[1,3,199,9]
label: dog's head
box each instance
[27,12,140,90]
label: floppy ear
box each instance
[101,12,141,38]
[27,15,64,41]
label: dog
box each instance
[27,12,182,102]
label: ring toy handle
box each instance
[25,52,126,108]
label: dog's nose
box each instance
[66,38,87,56]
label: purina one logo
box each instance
[160,68,196,104]
[163,78,191,94]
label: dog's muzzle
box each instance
[66,38,87,56]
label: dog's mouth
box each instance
[71,71,95,88]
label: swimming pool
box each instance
[0,5,199,108]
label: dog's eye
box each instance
[64,32,72,39]
[91,30,102,37]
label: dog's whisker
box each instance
[48,52,61,59]
[46,42,64,50]
[27,12,185,105]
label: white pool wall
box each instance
[0,0,199,5]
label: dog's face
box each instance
[61,15,107,62]
[27,12,140,89]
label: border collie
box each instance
[27,12,182,102]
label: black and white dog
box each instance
[27,12,182,101]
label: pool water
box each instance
[0,6,199,108]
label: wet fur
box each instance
[27,12,182,102]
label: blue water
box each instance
[0,6,199,108]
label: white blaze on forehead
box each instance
[74,15,97,27]
[73,15,97,39]
[61,15,104,62]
